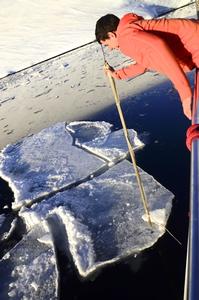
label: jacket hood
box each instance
[117,13,144,35]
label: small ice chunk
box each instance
[31,281,39,291]
[1,218,17,240]
[142,208,167,231]
[0,214,17,242]
[37,233,52,245]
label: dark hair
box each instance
[95,14,120,43]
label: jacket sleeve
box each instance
[122,30,192,102]
[114,63,146,79]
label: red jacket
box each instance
[115,13,199,102]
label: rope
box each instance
[186,68,199,150]
[104,62,152,227]
[186,124,199,151]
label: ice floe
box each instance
[0,122,106,209]
[0,121,143,209]
[20,159,173,277]
[0,120,173,282]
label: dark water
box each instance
[0,74,193,299]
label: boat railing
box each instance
[183,67,199,299]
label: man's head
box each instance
[95,14,120,50]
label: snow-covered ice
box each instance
[0,0,193,78]
[0,223,58,300]
[66,121,144,163]
[0,121,144,209]
[0,122,106,209]
[0,41,163,150]
[20,159,173,277]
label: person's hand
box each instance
[103,63,118,79]
[182,97,192,120]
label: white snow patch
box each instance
[37,233,53,246]
[142,208,167,231]
[0,0,193,78]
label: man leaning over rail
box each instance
[95,13,199,119]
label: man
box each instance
[95,13,199,119]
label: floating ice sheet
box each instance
[0,223,58,300]
[20,160,173,278]
[66,121,144,163]
[0,122,106,209]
